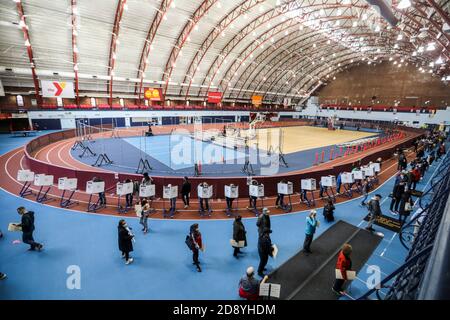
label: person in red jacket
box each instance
[332,243,353,295]
[189,223,204,272]
[411,167,421,191]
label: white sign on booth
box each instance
[58,177,77,190]
[86,181,105,194]
[362,166,375,177]
[197,185,213,199]
[341,173,354,184]
[321,175,336,187]
[17,170,35,182]
[139,184,155,198]
[249,184,264,197]
[301,179,316,191]
[353,170,365,180]
[117,182,134,196]
[225,185,239,199]
[163,185,178,199]
[34,174,54,187]
[277,182,293,195]
[370,162,381,173]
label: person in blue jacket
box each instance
[336,173,342,194]
[303,209,319,253]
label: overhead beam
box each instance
[71,0,80,106]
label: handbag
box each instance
[405,202,412,211]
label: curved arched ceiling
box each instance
[0,0,448,104]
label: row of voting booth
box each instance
[16,161,381,213]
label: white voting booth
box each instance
[301,178,316,190]
[277,182,293,195]
[116,182,134,196]
[139,184,155,198]
[197,184,213,199]
[17,170,35,182]
[86,180,105,194]
[321,175,336,187]
[370,162,381,173]
[353,170,365,180]
[58,177,77,190]
[341,172,354,184]
[163,185,178,199]
[34,174,54,186]
[362,166,375,177]
[249,183,264,197]
[225,185,239,198]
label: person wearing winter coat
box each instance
[256,208,271,236]
[323,199,335,222]
[303,210,319,253]
[189,223,204,272]
[238,266,268,300]
[398,190,414,225]
[366,194,382,232]
[390,182,405,213]
[181,176,191,209]
[257,228,273,277]
[118,219,134,265]
[15,207,43,251]
[232,216,247,258]
[139,199,150,234]
[332,244,353,295]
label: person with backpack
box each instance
[256,208,271,236]
[366,194,382,232]
[14,207,43,251]
[323,199,335,222]
[186,223,203,272]
[181,176,191,209]
[118,219,135,265]
[232,215,247,258]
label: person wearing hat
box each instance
[257,228,273,277]
[238,266,269,300]
[256,207,271,236]
[303,210,319,253]
[366,194,382,232]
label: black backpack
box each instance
[185,235,194,250]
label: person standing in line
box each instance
[139,199,150,234]
[303,210,319,253]
[366,194,382,232]
[256,207,271,236]
[360,178,370,206]
[390,181,405,214]
[118,219,134,265]
[15,207,43,251]
[232,215,247,258]
[238,267,269,300]
[398,190,414,225]
[188,223,203,272]
[181,176,191,209]
[257,228,273,277]
[332,244,353,295]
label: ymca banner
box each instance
[252,95,263,106]
[207,91,222,104]
[41,80,75,98]
[144,88,164,101]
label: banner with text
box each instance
[41,80,75,98]
[144,88,164,102]
[252,95,263,106]
[207,92,222,104]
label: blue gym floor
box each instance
[72,127,380,176]
[0,132,442,300]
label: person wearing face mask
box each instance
[186,223,204,272]
[118,219,135,265]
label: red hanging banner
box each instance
[207,91,223,104]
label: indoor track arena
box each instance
[0,0,449,305]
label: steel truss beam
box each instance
[71,0,80,106]
[136,0,173,105]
